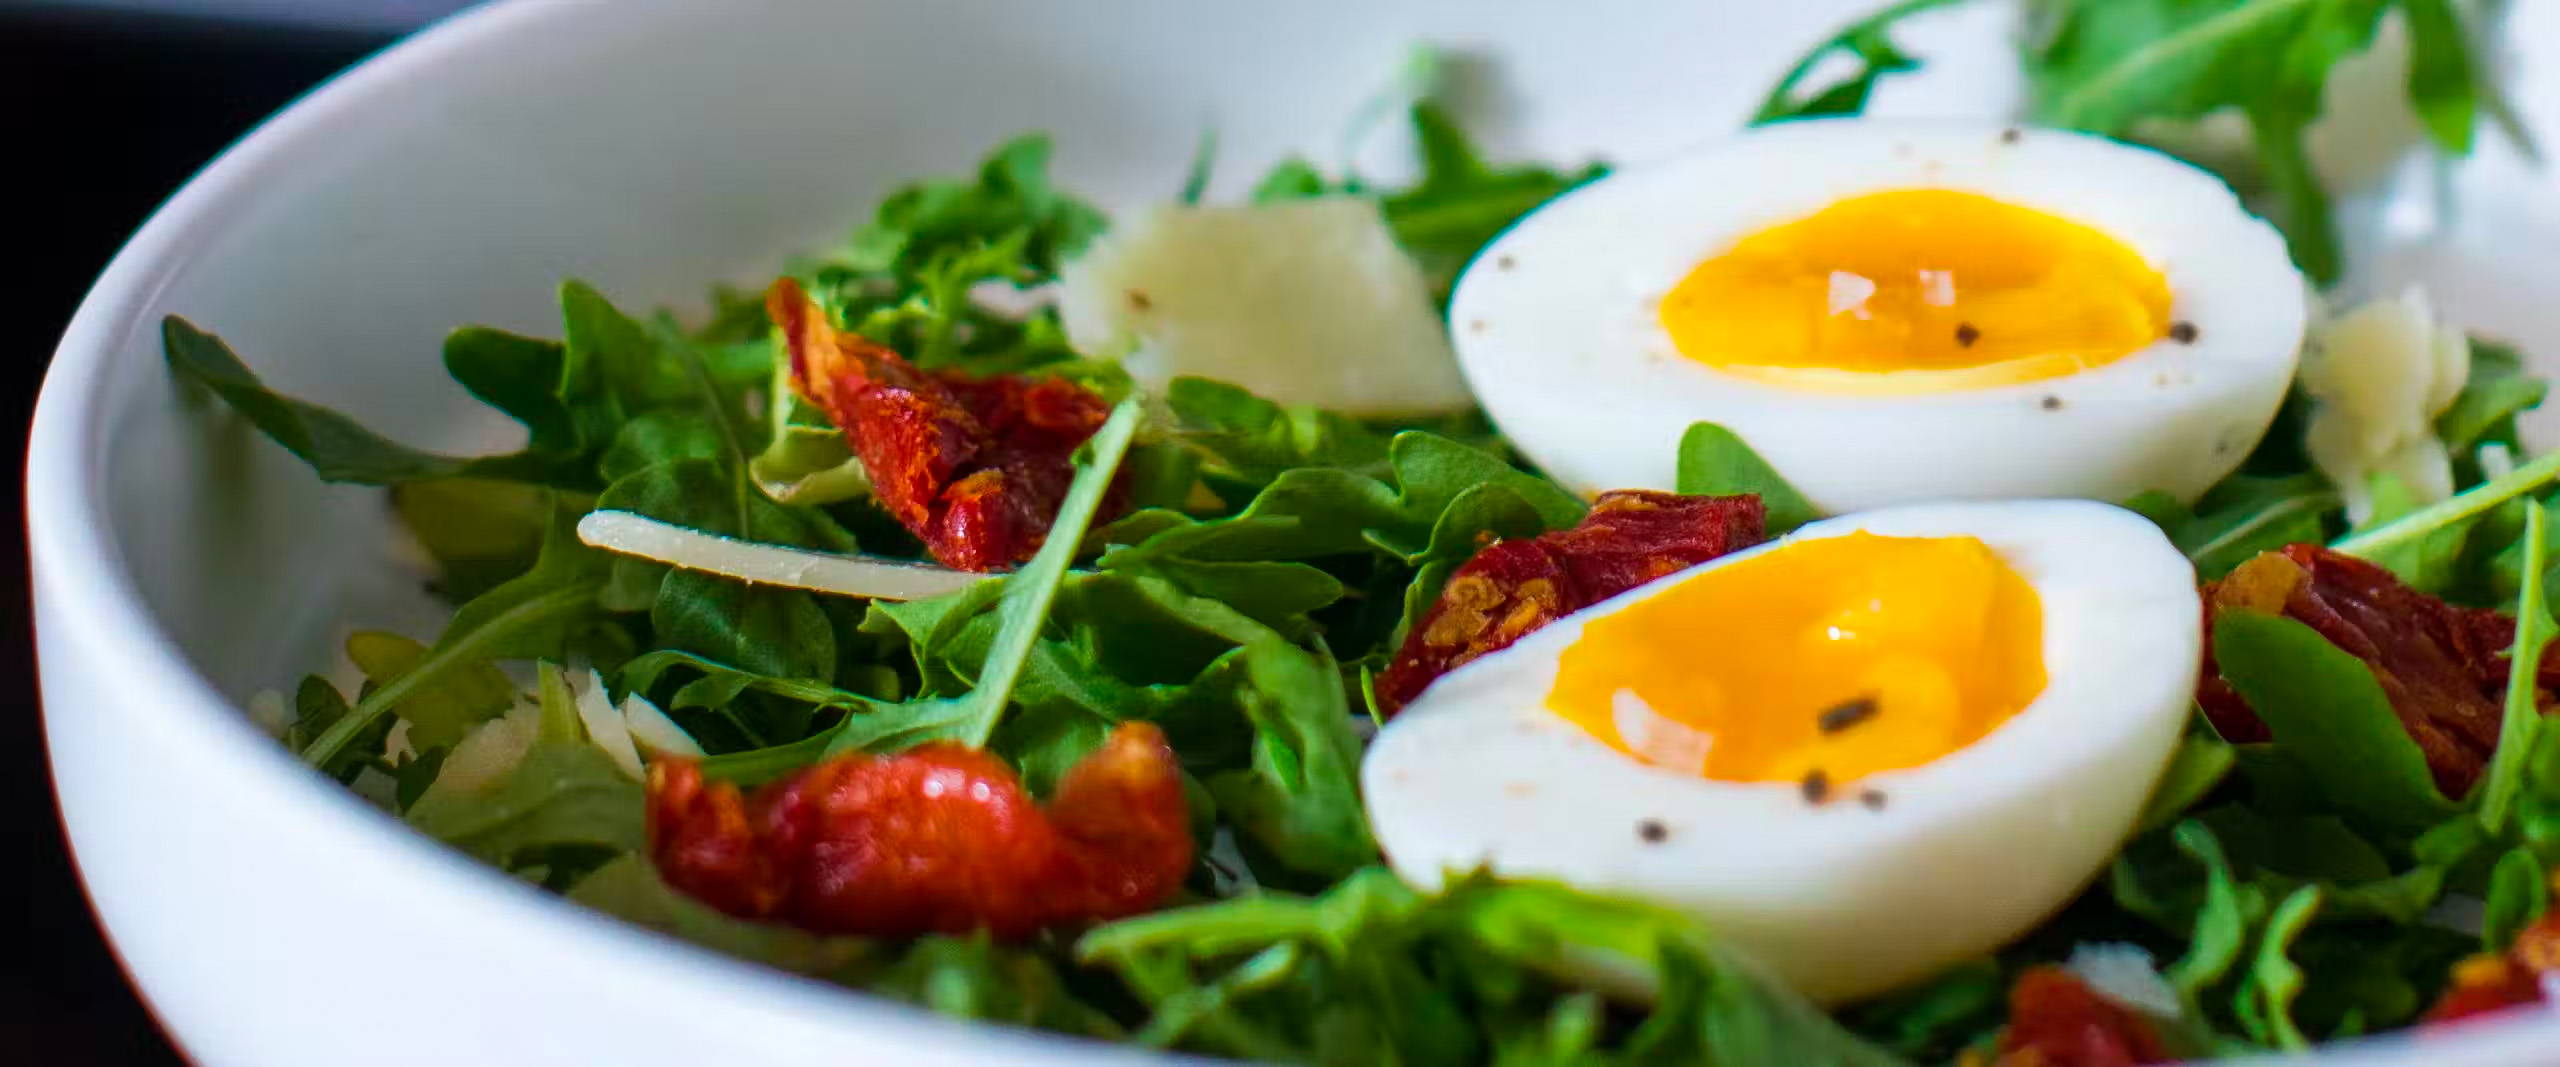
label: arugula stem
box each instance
[299,585,600,766]
[2186,490,2339,565]
[2479,503,2550,832]
[2330,448,2560,557]
[1751,0,1969,122]
[947,399,1143,750]
[2042,0,2322,129]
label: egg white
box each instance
[1449,119,2308,513]
[1360,500,2200,1004]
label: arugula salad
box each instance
[164,2,2560,1063]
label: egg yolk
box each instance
[1659,190,2171,394]
[1546,533,2045,785]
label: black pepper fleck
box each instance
[1637,819,1669,844]
[1954,322,1981,347]
[1800,769,1832,805]
[2169,321,2200,344]
[1860,789,1887,811]
[1496,254,1517,271]
[2040,395,2064,412]
[2000,127,2023,144]
[1127,290,1153,311]
[1816,696,1879,734]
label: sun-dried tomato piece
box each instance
[646,721,1191,938]
[1992,967,2171,1067]
[767,278,1115,571]
[2198,544,2560,797]
[1375,491,1765,713]
[2424,874,2560,1025]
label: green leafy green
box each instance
[304,499,612,767]
[870,935,1126,1039]
[2210,611,2459,830]
[843,134,1106,281]
[343,630,517,751]
[166,316,574,487]
[2232,885,2320,1050]
[1203,641,1376,881]
[2482,502,2553,831]
[2140,732,2241,835]
[2132,473,2338,579]
[2482,845,2551,952]
[1755,0,1969,122]
[405,664,643,872]
[1761,0,2511,283]
[1675,422,1819,534]
[2439,340,2548,462]
[2333,448,2560,560]
[1080,872,1908,1065]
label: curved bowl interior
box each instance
[28,0,2560,1063]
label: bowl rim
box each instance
[23,1,1153,1063]
[22,0,2560,1063]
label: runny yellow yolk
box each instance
[1546,533,2045,786]
[1658,190,2171,394]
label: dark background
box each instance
[5,8,401,1062]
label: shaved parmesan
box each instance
[621,693,704,760]
[575,510,983,602]
[573,669,646,781]
[2301,287,2470,523]
[1057,197,1472,416]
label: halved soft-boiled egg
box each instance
[1450,119,2308,512]
[1360,500,2198,1004]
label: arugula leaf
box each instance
[2136,473,2338,579]
[652,570,837,686]
[1379,103,1607,300]
[405,665,643,871]
[869,934,1125,1039]
[843,134,1105,281]
[343,630,517,751]
[2439,339,2547,465]
[1755,0,1969,123]
[165,316,571,487]
[2210,610,2459,830]
[1837,959,2005,1062]
[619,649,890,715]
[569,854,875,975]
[1081,872,1908,1065]
[2482,845,2551,952]
[2232,884,2321,1050]
[2356,472,2477,593]
[1675,422,1819,534]
[2481,501,2553,832]
[2028,0,2402,281]
[1253,96,1603,302]
[282,675,380,784]
[2165,820,2265,999]
[2398,0,2480,153]
[390,477,553,601]
[1204,640,1376,881]
[2138,731,2241,835]
[302,499,612,767]
[1165,376,1392,497]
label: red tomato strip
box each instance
[1375,490,1766,714]
[647,722,1192,938]
[2199,544,2560,797]
[1992,967,2171,1067]
[767,278,1114,571]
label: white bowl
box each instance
[28,1,2560,1063]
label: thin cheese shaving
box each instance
[575,510,985,602]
